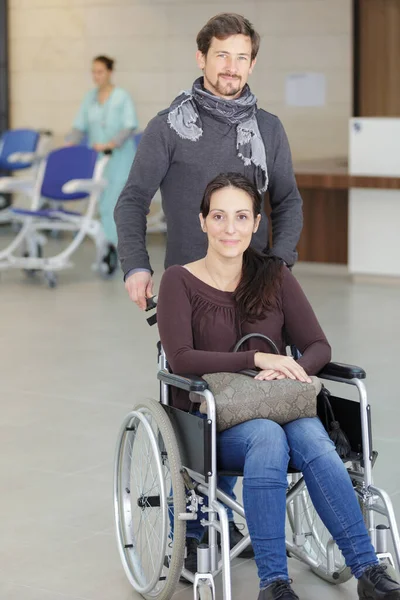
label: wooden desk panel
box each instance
[297,189,348,264]
[296,173,400,190]
[292,160,400,264]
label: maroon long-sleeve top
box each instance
[157,265,331,411]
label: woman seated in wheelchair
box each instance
[157,173,400,600]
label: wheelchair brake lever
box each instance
[180,468,196,490]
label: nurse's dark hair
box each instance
[200,172,283,322]
[93,55,115,71]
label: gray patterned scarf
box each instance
[167,77,268,193]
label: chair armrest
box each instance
[318,361,366,380]
[8,152,36,164]
[0,177,35,193]
[62,178,106,194]
[157,369,209,392]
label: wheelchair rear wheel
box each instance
[114,398,186,600]
[286,483,352,584]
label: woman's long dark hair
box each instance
[200,172,283,321]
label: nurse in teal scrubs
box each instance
[67,55,138,253]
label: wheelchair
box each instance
[0,145,117,287]
[113,300,400,600]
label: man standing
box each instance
[115,12,303,573]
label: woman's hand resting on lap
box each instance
[254,353,312,383]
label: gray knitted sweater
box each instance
[114,106,303,275]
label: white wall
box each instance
[8,0,352,160]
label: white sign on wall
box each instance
[285,72,326,107]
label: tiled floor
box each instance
[1,231,399,600]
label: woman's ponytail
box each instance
[234,248,283,322]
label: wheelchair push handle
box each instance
[146,295,158,312]
[145,295,158,327]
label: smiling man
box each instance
[114,12,303,579]
[115,13,302,302]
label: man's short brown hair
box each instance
[196,13,260,61]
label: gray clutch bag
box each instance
[199,333,321,432]
[200,372,321,432]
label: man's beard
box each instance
[207,73,242,97]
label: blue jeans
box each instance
[217,417,378,588]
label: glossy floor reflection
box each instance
[0,232,399,600]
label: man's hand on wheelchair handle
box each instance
[125,271,154,310]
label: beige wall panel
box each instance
[9,7,85,39]
[258,0,351,35]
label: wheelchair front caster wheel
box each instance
[22,244,43,277]
[196,583,214,600]
[44,271,57,288]
[100,244,118,277]
[23,266,37,278]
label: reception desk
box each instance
[294,159,349,265]
[293,157,400,276]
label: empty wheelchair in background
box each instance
[0,145,117,287]
[0,128,52,223]
[113,299,400,600]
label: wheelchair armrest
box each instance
[157,369,209,392]
[0,177,35,194]
[318,361,366,380]
[62,178,107,194]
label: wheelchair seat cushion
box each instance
[200,372,322,432]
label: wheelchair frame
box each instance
[114,342,400,600]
